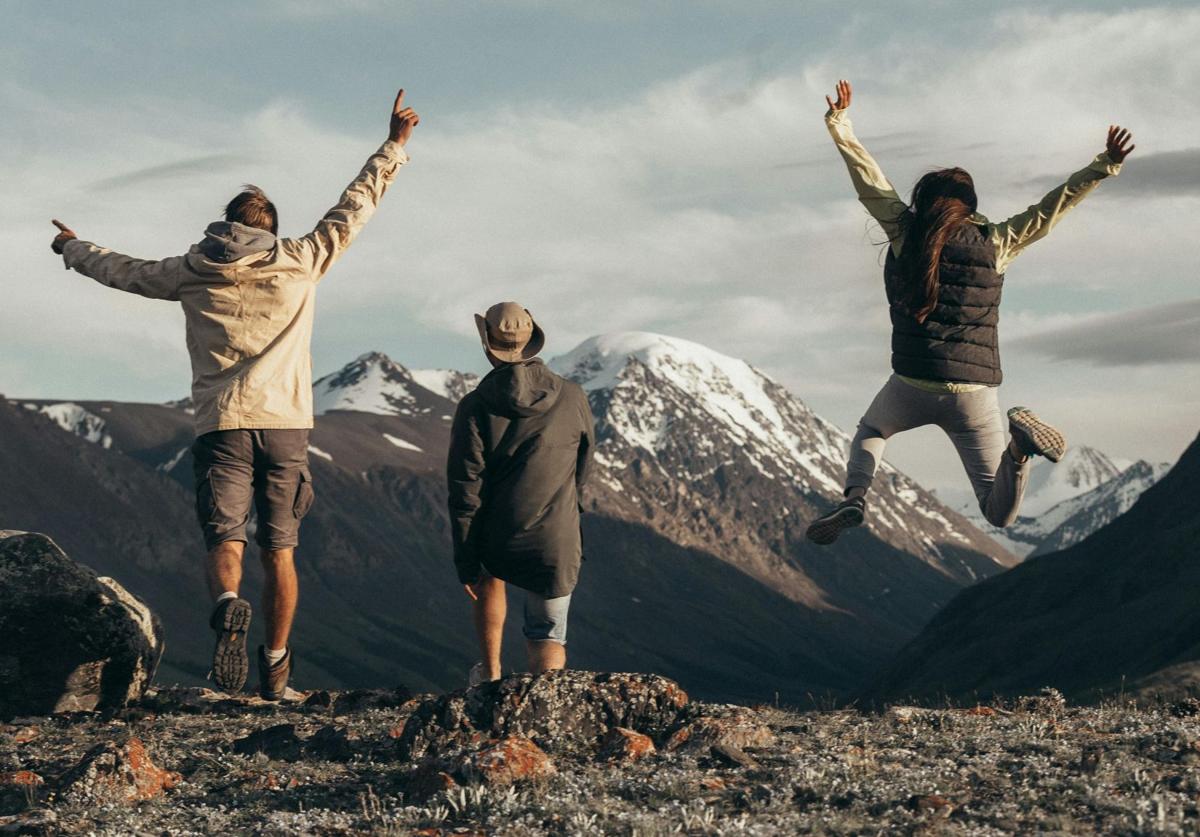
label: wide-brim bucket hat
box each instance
[474,301,546,364]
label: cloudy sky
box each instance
[2,0,1197,493]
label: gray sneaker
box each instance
[806,496,867,546]
[1008,407,1067,462]
[209,597,252,694]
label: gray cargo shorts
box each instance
[192,429,314,552]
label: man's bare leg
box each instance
[526,640,566,674]
[472,576,507,680]
[207,541,252,693]
[206,541,245,600]
[261,548,298,651]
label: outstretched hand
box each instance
[1106,125,1135,163]
[388,89,420,146]
[50,219,76,254]
[825,79,852,113]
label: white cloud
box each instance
[2,5,1197,491]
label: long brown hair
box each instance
[893,167,977,323]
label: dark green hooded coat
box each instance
[447,359,595,598]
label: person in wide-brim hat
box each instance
[449,300,596,687]
[474,301,546,365]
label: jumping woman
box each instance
[807,79,1135,545]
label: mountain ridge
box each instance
[4,332,1025,700]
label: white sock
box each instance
[264,647,287,665]
[216,591,238,605]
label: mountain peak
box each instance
[1021,444,1126,517]
[552,331,759,392]
[314,352,442,417]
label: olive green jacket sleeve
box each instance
[447,395,486,584]
[988,153,1121,272]
[824,108,909,254]
[575,390,596,513]
[825,108,1122,270]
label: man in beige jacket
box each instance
[49,89,420,700]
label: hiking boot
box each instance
[209,597,252,694]
[1008,406,1067,462]
[468,661,499,687]
[806,495,867,545]
[258,646,293,701]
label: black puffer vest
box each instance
[884,223,1004,385]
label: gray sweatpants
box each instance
[845,375,1030,528]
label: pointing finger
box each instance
[393,88,405,112]
[52,219,70,232]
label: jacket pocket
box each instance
[292,468,315,519]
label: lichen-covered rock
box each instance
[405,762,458,801]
[0,808,57,835]
[232,724,305,761]
[664,706,776,753]
[0,770,45,815]
[598,727,656,762]
[57,736,179,804]
[461,737,556,786]
[396,670,689,760]
[0,531,163,719]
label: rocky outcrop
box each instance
[395,670,690,761]
[0,531,164,719]
[664,705,777,753]
[598,727,656,762]
[460,736,556,786]
[57,737,179,804]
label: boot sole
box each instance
[806,506,865,546]
[212,599,252,694]
[1008,407,1067,463]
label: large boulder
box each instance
[396,669,690,761]
[0,531,164,719]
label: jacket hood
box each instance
[198,221,277,263]
[476,359,562,418]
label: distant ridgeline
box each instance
[0,336,1185,703]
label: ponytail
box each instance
[894,168,978,324]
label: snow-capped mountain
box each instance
[1027,459,1172,556]
[551,332,1014,611]
[954,446,1168,557]
[312,352,456,419]
[23,402,113,449]
[1021,446,1129,517]
[410,369,480,403]
[0,335,1048,700]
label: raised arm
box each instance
[294,88,420,280]
[991,125,1133,272]
[447,398,486,587]
[823,80,909,247]
[52,220,182,300]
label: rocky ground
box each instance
[3,671,1200,835]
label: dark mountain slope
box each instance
[871,432,1200,704]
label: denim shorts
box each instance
[523,591,571,645]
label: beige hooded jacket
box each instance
[61,141,408,436]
